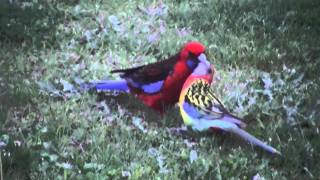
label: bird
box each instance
[85,41,209,114]
[178,58,281,155]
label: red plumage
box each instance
[134,60,195,114]
[105,42,207,114]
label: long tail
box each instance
[206,120,280,155]
[228,127,281,155]
[81,80,129,92]
[221,115,280,154]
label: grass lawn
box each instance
[1,0,319,179]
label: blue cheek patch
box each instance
[141,80,164,93]
[183,102,201,118]
[186,59,197,69]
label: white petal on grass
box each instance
[84,163,105,170]
[275,78,285,87]
[108,15,121,31]
[157,155,170,174]
[74,5,81,14]
[0,141,6,148]
[49,154,58,162]
[157,155,165,169]
[183,139,197,148]
[176,28,191,37]
[40,127,48,133]
[43,142,51,149]
[57,162,73,170]
[284,104,298,124]
[248,97,257,106]
[84,30,93,41]
[159,20,166,33]
[148,148,159,157]
[14,140,21,147]
[252,173,264,180]
[74,77,84,85]
[108,15,119,25]
[293,74,304,86]
[262,73,273,89]
[122,171,131,177]
[60,79,75,92]
[132,117,147,133]
[148,148,170,174]
[147,33,159,43]
[144,3,167,16]
[189,150,198,163]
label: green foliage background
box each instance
[0,0,319,179]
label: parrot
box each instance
[178,57,281,155]
[85,41,208,114]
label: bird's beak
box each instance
[198,53,211,67]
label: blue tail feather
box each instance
[81,80,129,92]
[204,120,280,155]
[229,128,281,155]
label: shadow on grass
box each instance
[0,0,70,123]
[0,0,67,109]
[0,1,69,178]
[0,1,66,48]
[95,92,182,127]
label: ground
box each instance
[0,0,319,179]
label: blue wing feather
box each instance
[141,80,164,94]
[182,102,202,118]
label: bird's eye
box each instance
[189,52,197,58]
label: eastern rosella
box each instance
[86,42,208,114]
[178,58,281,155]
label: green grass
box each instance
[0,0,319,179]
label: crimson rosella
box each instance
[87,42,209,114]
[178,57,281,155]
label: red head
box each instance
[180,41,206,60]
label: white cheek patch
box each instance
[192,53,212,76]
[193,62,210,75]
[198,53,210,67]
